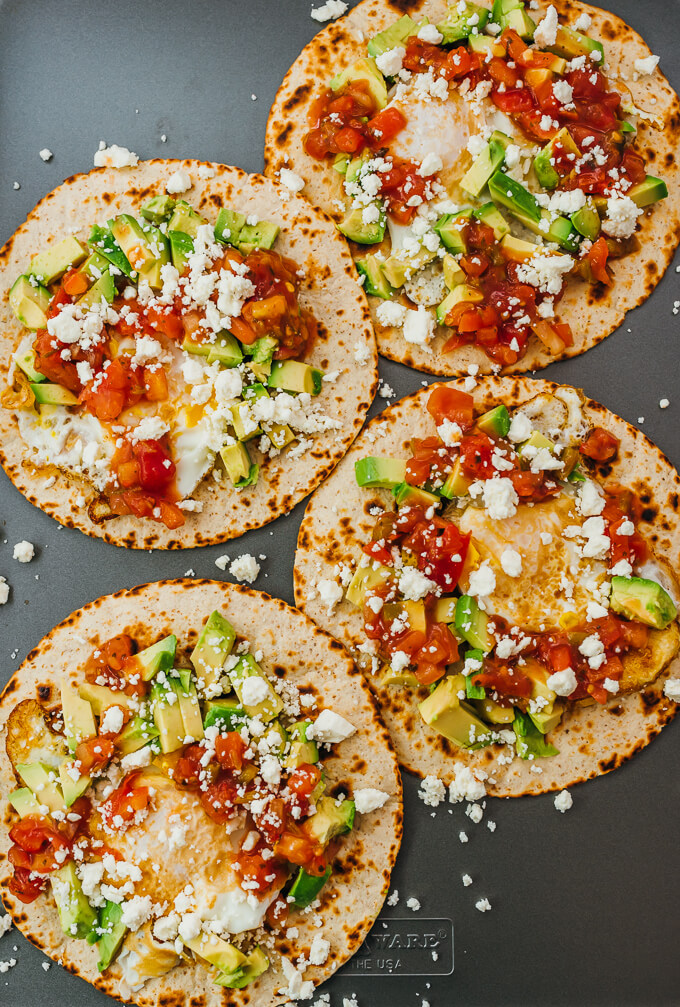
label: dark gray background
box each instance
[1,1,679,1004]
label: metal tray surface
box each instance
[0,1,679,1004]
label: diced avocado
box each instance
[8,787,43,818]
[436,283,483,324]
[474,202,510,240]
[182,334,211,358]
[436,2,489,43]
[288,865,332,908]
[229,655,283,722]
[465,652,486,699]
[191,611,236,690]
[235,460,259,491]
[305,795,355,846]
[380,664,418,687]
[215,208,246,245]
[230,400,261,441]
[109,215,156,272]
[393,482,440,508]
[419,674,490,747]
[14,344,45,383]
[543,214,580,253]
[248,334,278,366]
[475,696,516,724]
[500,233,542,261]
[330,57,388,109]
[338,204,386,245]
[440,457,471,499]
[476,404,510,437]
[263,719,289,758]
[268,360,323,395]
[51,861,97,940]
[524,662,556,712]
[78,683,134,717]
[203,697,248,732]
[58,761,91,807]
[78,250,112,284]
[384,599,427,635]
[151,677,186,754]
[185,933,247,975]
[518,429,554,457]
[96,900,128,971]
[140,194,176,224]
[433,596,457,624]
[88,224,135,279]
[207,333,243,368]
[455,595,493,652]
[238,220,280,254]
[333,153,350,175]
[285,720,320,769]
[489,171,541,224]
[269,424,295,451]
[443,254,465,290]
[513,709,559,759]
[533,127,581,190]
[134,634,177,682]
[167,201,207,238]
[433,210,472,253]
[76,270,115,310]
[169,229,194,273]
[469,33,505,57]
[627,175,668,208]
[461,132,511,198]
[16,762,64,812]
[221,441,253,486]
[381,245,436,288]
[499,5,535,38]
[9,276,50,329]
[548,24,604,64]
[116,717,160,756]
[137,229,170,290]
[609,576,677,630]
[355,456,407,489]
[345,562,393,607]
[356,254,394,299]
[529,703,564,735]
[29,236,88,285]
[571,205,601,240]
[367,14,421,58]
[172,670,204,742]
[61,679,96,754]
[217,946,270,989]
[30,382,78,406]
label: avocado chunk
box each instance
[393,482,440,508]
[285,720,320,769]
[88,224,136,279]
[345,562,394,607]
[61,680,96,754]
[151,676,186,754]
[571,204,601,240]
[443,253,466,289]
[288,866,332,908]
[169,229,194,273]
[78,682,135,717]
[140,194,176,224]
[455,595,493,652]
[497,4,535,39]
[432,596,458,624]
[489,171,541,224]
[475,696,516,723]
[31,382,78,407]
[29,236,88,285]
[230,399,261,441]
[51,861,97,939]
[76,270,115,310]
[216,946,270,989]
[534,127,581,190]
[518,430,555,458]
[380,664,419,687]
[330,57,388,109]
[214,207,247,246]
[305,795,355,846]
[355,456,407,489]
[627,175,668,208]
[356,254,394,299]
[419,674,491,747]
[221,441,254,486]
[58,761,91,807]
[238,220,280,254]
[228,655,283,722]
[433,209,472,254]
[268,360,323,395]
[9,276,51,329]
[203,697,248,732]
[109,215,157,272]
[248,334,278,366]
[460,131,511,198]
[474,202,510,240]
[499,233,542,261]
[529,703,564,735]
[513,709,559,759]
[436,1,489,42]
[8,787,43,818]
[436,283,483,324]
[137,229,170,290]
[116,717,160,756]
[134,634,177,682]
[96,900,128,971]
[367,14,421,57]
[173,669,205,742]
[16,763,64,812]
[476,404,510,438]
[609,576,677,629]
[338,204,386,245]
[14,344,45,383]
[469,34,505,57]
[440,457,471,499]
[168,201,207,238]
[464,650,486,700]
[384,599,427,636]
[381,244,436,287]
[191,611,236,690]
[547,24,604,64]
[78,250,112,284]
[185,933,247,978]
[207,332,243,367]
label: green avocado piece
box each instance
[15,764,64,813]
[137,229,170,291]
[191,611,236,690]
[288,866,332,908]
[529,703,564,735]
[436,2,489,42]
[285,720,320,769]
[268,360,323,395]
[330,57,388,109]
[476,404,510,437]
[216,946,270,989]
[433,209,473,253]
[367,15,421,58]
[609,576,677,629]
[215,207,246,245]
[571,205,601,240]
[169,229,194,273]
[136,634,177,682]
[229,655,283,722]
[356,254,394,299]
[116,718,160,756]
[513,709,559,759]
[220,441,253,486]
[464,649,486,700]
[207,332,243,367]
[51,862,97,940]
[173,670,205,743]
[473,202,510,240]
[419,674,490,747]
[345,562,394,608]
[58,761,91,807]
[488,171,541,223]
[203,697,248,732]
[393,481,440,508]
[461,132,511,198]
[547,24,604,65]
[29,236,88,285]
[533,127,581,190]
[355,456,407,489]
[305,796,355,847]
[238,220,280,254]
[167,201,207,238]
[30,382,78,406]
[8,787,43,818]
[108,215,156,271]
[140,195,176,224]
[9,276,50,330]
[96,899,128,971]
[78,250,112,284]
[627,175,668,208]
[338,204,386,245]
[185,933,247,976]
[88,224,135,279]
[14,344,45,383]
[435,283,483,325]
[443,253,466,289]
[455,595,493,653]
[61,679,96,754]
[151,676,186,754]
[76,270,115,310]
[440,458,471,499]
[78,682,135,717]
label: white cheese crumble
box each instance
[403,305,435,347]
[554,789,573,813]
[240,676,270,707]
[166,168,192,194]
[310,0,348,21]
[419,775,447,807]
[376,46,406,77]
[418,23,443,43]
[279,167,306,194]
[13,540,34,563]
[397,566,438,602]
[479,477,519,520]
[602,196,642,239]
[354,788,390,814]
[406,897,421,911]
[634,54,659,76]
[515,253,574,295]
[100,705,125,735]
[577,479,605,517]
[39,148,53,162]
[475,898,492,912]
[546,668,577,697]
[500,548,522,577]
[663,678,680,703]
[93,142,138,168]
[533,4,558,46]
[310,709,356,744]
[507,412,532,443]
[0,915,12,938]
[462,874,473,887]
[375,301,406,328]
[467,561,496,601]
[228,554,260,583]
[316,578,344,615]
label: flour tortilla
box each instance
[264,0,680,376]
[0,159,378,548]
[0,579,402,1006]
[293,376,680,796]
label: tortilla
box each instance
[264,0,680,376]
[0,579,402,1006]
[293,376,680,796]
[0,159,378,548]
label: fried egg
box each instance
[458,494,608,632]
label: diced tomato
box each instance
[174,744,206,788]
[546,643,574,673]
[277,828,328,876]
[75,736,116,773]
[487,57,520,88]
[402,520,471,592]
[237,844,287,893]
[362,540,393,566]
[80,357,142,421]
[580,427,619,462]
[101,773,151,829]
[405,455,433,487]
[492,86,535,116]
[288,764,322,800]
[587,236,612,285]
[472,660,533,699]
[266,894,289,928]
[158,500,185,530]
[509,469,560,501]
[367,106,407,145]
[132,439,176,493]
[459,432,494,479]
[215,731,248,773]
[201,777,239,824]
[8,816,71,883]
[618,620,649,650]
[412,622,458,685]
[62,268,90,297]
[255,797,286,845]
[8,866,47,903]
[143,366,168,401]
[426,386,474,430]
